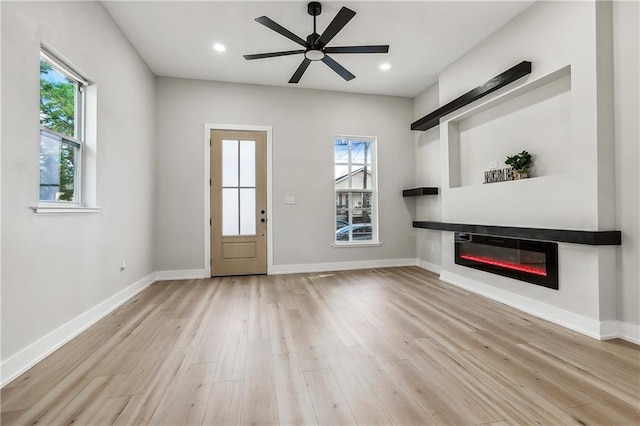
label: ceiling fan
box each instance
[243,2,390,84]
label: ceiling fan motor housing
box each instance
[306,33,320,46]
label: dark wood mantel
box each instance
[411,61,532,131]
[413,221,621,246]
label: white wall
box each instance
[1,1,157,382]
[413,83,442,271]
[413,1,630,339]
[613,0,640,335]
[455,72,571,188]
[439,1,606,231]
[155,78,415,273]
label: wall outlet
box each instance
[489,161,498,169]
[120,260,127,271]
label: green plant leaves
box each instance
[505,150,533,172]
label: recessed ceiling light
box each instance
[379,63,391,71]
[213,43,226,52]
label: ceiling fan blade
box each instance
[321,55,355,81]
[289,58,312,83]
[243,50,305,60]
[324,45,390,54]
[315,7,356,48]
[255,16,307,47]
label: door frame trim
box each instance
[204,123,273,277]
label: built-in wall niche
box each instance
[446,66,572,188]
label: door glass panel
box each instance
[240,188,256,235]
[239,140,255,187]
[221,138,258,237]
[222,188,239,235]
[222,139,238,186]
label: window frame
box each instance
[38,48,88,206]
[333,135,380,246]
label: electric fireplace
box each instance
[455,233,558,289]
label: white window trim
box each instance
[31,205,101,214]
[333,134,380,246]
[40,47,90,86]
[332,242,383,248]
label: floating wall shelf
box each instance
[402,187,439,197]
[411,61,532,131]
[412,221,621,246]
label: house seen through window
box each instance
[334,136,378,244]
[39,50,86,203]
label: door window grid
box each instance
[222,139,256,236]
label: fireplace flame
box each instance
[459,254,547,276]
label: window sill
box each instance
[31,205,101,214]
[332,242,383,248]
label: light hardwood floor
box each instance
[1,267,639,425]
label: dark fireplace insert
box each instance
[454,233,558,289]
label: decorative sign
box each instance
[484,167,514,184]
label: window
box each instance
[39,49,87,203]
[334,136,378,244]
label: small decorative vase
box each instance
[513,171,528,180]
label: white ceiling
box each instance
[102,1,533,98]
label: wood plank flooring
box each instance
[1,267,639,425]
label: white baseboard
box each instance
[416,259,442,275]
[155,269,207,281]
[1,272,156,387]
[599,320,621,341]
[439,270,605,340]
[270,258,417,275]
[601,320,640,344]
[618,321,640,344]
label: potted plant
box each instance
[505,150,533,180]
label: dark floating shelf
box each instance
[412,221,621,246]
[402,187,439,197]
[411,61,532,131]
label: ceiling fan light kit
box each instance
[305,49,325,61]
[243,1,390,84]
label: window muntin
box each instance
[39,51,86,203]
[334,136,377,244]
